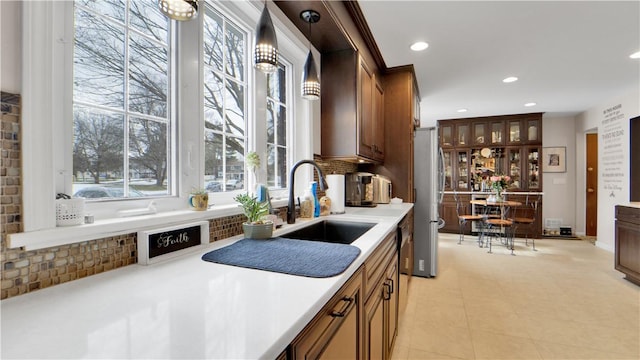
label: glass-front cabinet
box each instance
[440,123,454,148]
[472,122,487,146]
[442,150,453,190]
[507,148,522,190]
[526,146,541,190]
[456,150,469,191]
[490,121,504,145]
[508,120,522,144]
[456,123,470,147]
[526,119,541,143]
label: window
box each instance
[21,0,312,234]
[203,8,247,193]
[266,64,288,189]
[72,0,172,199]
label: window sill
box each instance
[8,199,289,251]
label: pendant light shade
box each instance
[254,3,278,73]
[158,0,198,21]
[300,10,321,100]
[302,51,320,100]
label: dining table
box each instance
[470,199,522,254]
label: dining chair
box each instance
[511,194,541,251]
[454,192,484,245]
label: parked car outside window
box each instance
[73,186,145,199]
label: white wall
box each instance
[542,115,577,231]
[576,87,640,251]
[0,0,22,93]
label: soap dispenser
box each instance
[310,181,320,217]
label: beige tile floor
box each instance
[392,233,640,360]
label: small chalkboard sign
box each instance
[138,221,209,265]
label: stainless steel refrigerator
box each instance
[413,127,444,277]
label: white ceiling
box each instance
[358,0,640,124]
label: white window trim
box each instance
[15,0,318,248]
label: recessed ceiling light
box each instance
[410,42,429,51]
[630,51,640,59]
[524,102,537,107]
[457,108,468,113]
[503,76,518,83]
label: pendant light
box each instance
[158,0,198,21]
[300,10,320,100]
[254,2,278,73]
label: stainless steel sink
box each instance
[280,220,375,244]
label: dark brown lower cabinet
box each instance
[289,267,363,359]
[615,205,640,285]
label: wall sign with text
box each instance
[138,221,209,265]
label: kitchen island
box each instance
[1,204,413,359]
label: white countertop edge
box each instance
[620,202,640,209]
[1,204,414,360]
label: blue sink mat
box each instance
[201,237,361,278]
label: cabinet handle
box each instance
[330,296,353,317]
[388,278,394,294]
[383,283,391,300]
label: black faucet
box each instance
[287,160,329,224]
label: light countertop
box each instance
[1,203,413,359]
[621,202,640,209]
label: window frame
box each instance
[19,0,316,238]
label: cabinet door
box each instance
[440,123,454,148]
[525,118,541,144]
[472,122,488,146]
[442,150,453,190]
[373,78,385,160]
[507,119,522,144]
[364,280,385,360]
[291,270,363,360]
[455,150,470,191]
[384,261,399,359]
[456,123,470,147]
[359,58,375,160]
[506,148,523,190]
[489,121,504,145]
[525,146,541,190]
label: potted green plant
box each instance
[234,193,273,239]
[189,188,209,211]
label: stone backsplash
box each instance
[0,91,353,300]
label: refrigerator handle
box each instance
[438,147,445,204]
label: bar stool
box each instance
[511,194,540,251]
[454,192,484,245]
[484,217,515,255]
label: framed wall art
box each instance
[542,146,566,173]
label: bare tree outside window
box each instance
[72,0,171,199]
[203,8,247,192]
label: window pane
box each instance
[77,0,125,24]
[129,0,168,43]
[204,71,224,131]
[225,79,245,137]
[203,7,247,192]
[267,144,275,187]
[74,7,125,109]
[276,104,286,146]
[267,101,275,144]
[73,106,124,190]
[129,118,168,195]
[205,131,224,191]
[129,32,168,117]
[277,146,287,188]
[73,0,171,200]
[267,65,286,103]
[226,136,245,190]
[203,11,223,71]
[225,22,245,81]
